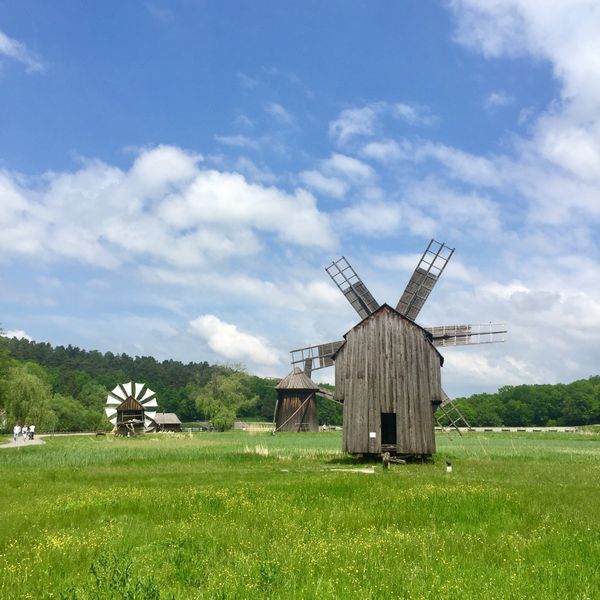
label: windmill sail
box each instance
[396,239,454,321]
[290,341,344,373]
[326,256,379,319]
[426,323,507,347]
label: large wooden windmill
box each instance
[291,239,506,456]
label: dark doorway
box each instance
[381,413,397,445]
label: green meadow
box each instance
[1,431,599,600]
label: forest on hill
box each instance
[0,336,342,432]
[451,376,600,427]
[0,335,598,432]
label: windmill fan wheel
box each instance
[105,381,158,434]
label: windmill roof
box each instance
[331,303,444,366]
[276,367,320,390]
[117,396,145,411]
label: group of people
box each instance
[12,423,35,442]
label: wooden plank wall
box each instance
[275,392,319,432]
[338,307,441,455]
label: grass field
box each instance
[1,431,599,599]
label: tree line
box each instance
[448,377,600,427]
[0,336,343,432]
[2,335,596,432]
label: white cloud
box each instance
[485,91,512,109]
[329,106,379,144]
[299,170,348,198]
[189,314,279,365]
[407,180,502,238]
[0,145,336,270]
[322,153,375,182]
[265,102,294,125]
[338,201,402,236]
[0,30,44,73]
[392,103,435,125]
[361,139,407,162]
[450,0,600,207]
[373,253,477,284]
[417,142,502,187]
[214,135,260,150]
[329,102,434,145]
[1,329,32,341]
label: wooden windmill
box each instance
[274,367,320,432]
[273,368,339,433]
[105,382,158,435]
[290,239,506,456]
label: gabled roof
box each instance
[331,303,444,366]
[153,412,182,425]
[276,367,320,390]
[117,396,145,411]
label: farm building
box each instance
[153,413,183,432]
[332,304,443,456]
[274,367,320,432]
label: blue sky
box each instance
[1,1,599,397]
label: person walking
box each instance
[22,425,28,442]
[29,423,35,440]
[13,424,20,443]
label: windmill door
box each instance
[381,412,397,449]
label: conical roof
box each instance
[276,367,320,390]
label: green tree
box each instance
[194,370,258,430]
[3,364,57,431]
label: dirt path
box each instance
[0,436,45,449]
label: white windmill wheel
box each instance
[105,381,158,432]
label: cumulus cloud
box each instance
[0,30,44,73]
[189,314,279,365]
[450,0,600,216]
[0,145,336,270]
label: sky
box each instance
[1,0,599,398]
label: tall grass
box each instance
[1,431,599,599]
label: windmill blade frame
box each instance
[396,239,454,322]
[426,323,507,347]
[326,256,380,319]
[290,341,344,374]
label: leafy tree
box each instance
[3,364,57,431]
[194,370,258,430]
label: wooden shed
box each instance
[153,412,182,432]
[333,304,443,456]
[274,368,320,432]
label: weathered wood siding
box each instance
[275,392,318,432]
[337,306,442,455]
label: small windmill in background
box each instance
[291,239,507,435]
